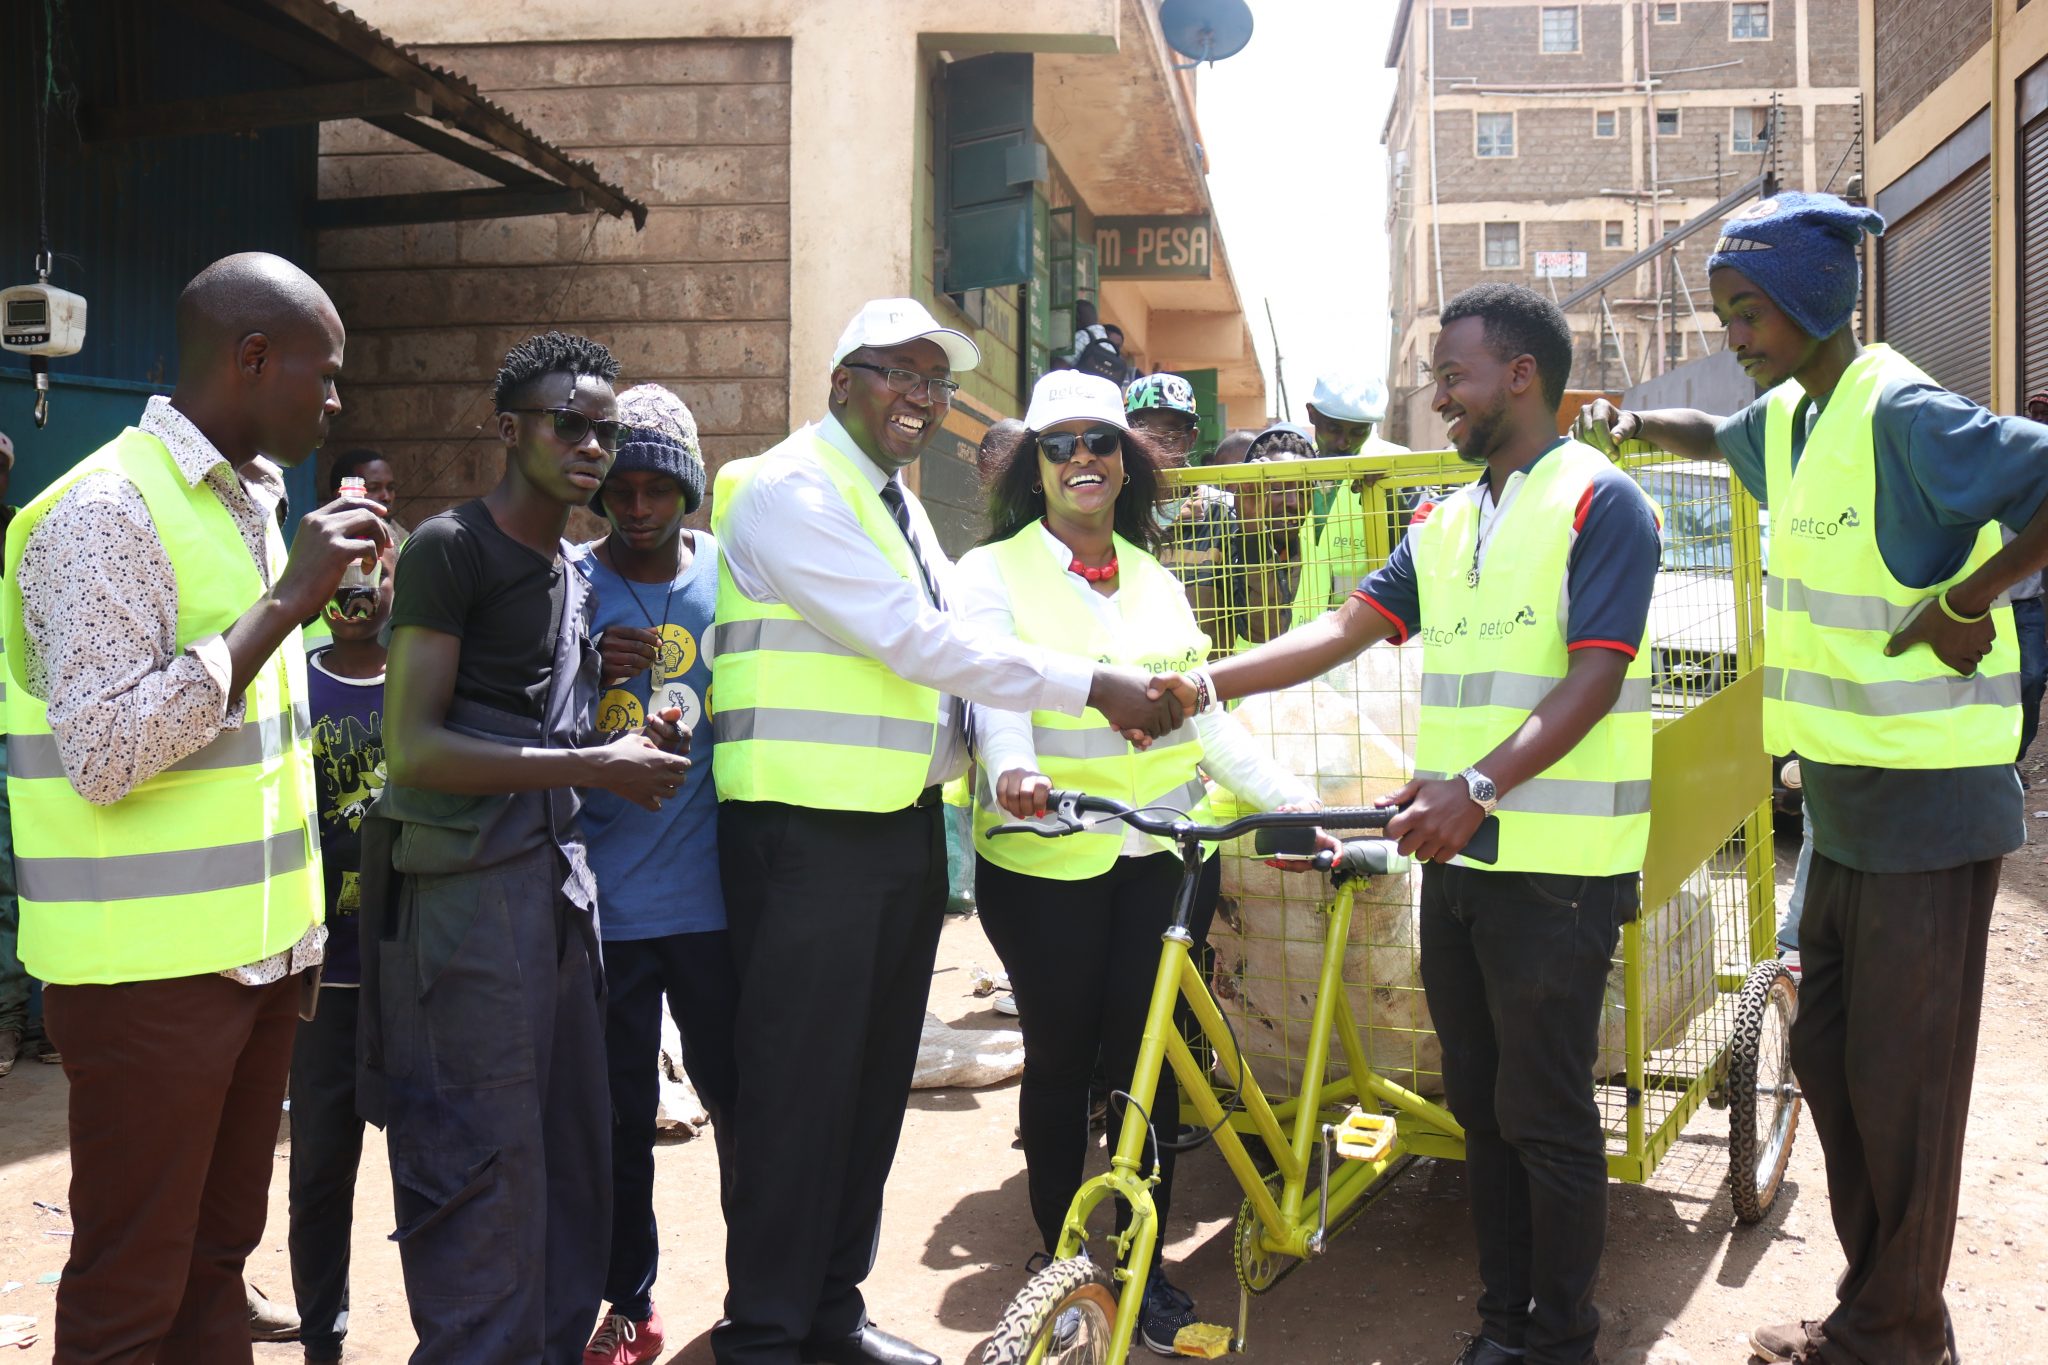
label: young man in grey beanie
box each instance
[1579,191,2048,1365]
[573,384,733,1365]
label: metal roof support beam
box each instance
[308,185,591,229]
[79,79,431,142]
[1559,174,1767,312]
[363,115,549,188]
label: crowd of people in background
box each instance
[2,187,2047,1365]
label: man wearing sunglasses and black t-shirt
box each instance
[362,331,692,1363]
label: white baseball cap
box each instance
[831,297,981,373]
[1307,372,1390,424]
[1023,371,1130,433]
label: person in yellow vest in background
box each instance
[1160,284,1662,1365]
[1,253,390,1364]
[1293,371,1411,621]
[706,299,1183,1365]
[1579,192,2048,1365]
[958,371,1330,1354]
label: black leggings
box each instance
[976,851,1221,1259]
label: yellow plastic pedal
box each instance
[1172,1323,1233,1358]
[1332,1107,1397,1163]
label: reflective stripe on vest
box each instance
[969,527,1216,880]
[1,427,322,985]
[707,431,943,811]
[1759,345,2021,768]
[1411,441,1654,876]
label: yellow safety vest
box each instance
[1291,435,1411,626]
[1412,441,1654,876]
[1760,344,2021,767]
[708,429,942,811]
[2,427,322,985]
[970,527,1213,879]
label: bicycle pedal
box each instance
[1332,1107,1397,1162]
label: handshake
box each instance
[1087,667,1205,747]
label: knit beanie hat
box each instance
[601,383,705,515]
[1705,191,1886,341]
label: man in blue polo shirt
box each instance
[1579,192,2048,1365]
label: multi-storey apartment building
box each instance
[1380,0,1862,444]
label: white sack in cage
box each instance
[1206,645,1728,1101]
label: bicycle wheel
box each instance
[1727,959,1800,1223]
[982,1256,1122,1365]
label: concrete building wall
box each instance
[317,38,792,529]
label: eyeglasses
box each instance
[1129,413,1198,446]
[1037,426,1124,463]
[500,406,628,453]
[842,362,961,406]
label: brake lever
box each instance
[984,789,1091,840]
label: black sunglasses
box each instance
[1037,426,1124,463]
[841,362,961,405]
[500,406,627,453]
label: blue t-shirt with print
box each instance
[572,533,724,940]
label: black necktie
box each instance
[878,479,943,610]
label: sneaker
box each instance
[1053,1306,1083,1351]
[0,1028,20,1079]
[1138,1270,1198,1356]
[246,1281,301,1343]
[1778,949,1802,981]
[1452,1337,1523,1365]
[994,993,1019,1017]
[1749,1319,1826,1363]
[584,1307,665,1365]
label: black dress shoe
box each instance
[801,1322,941,1365]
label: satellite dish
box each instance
[1160,0,1254,69]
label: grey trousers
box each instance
[375,848,611,1365]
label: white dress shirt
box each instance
[715,412,1096,787]
[957,523,1317,855]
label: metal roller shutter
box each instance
[2023,115,2048,400]
[1879,159,1993,405]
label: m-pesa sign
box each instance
[1094,216,1213,278]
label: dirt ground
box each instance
[4,808,2048,1364]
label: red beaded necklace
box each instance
[1045,518,1118,582]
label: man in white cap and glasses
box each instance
[1295,370,1410,619]
[706,298,1185,1365]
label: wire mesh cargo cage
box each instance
[1156,442,1796,1213]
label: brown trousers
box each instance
[43,971,300,1365]
[1795,853,1999,1365]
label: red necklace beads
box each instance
[1069,554,1119,582]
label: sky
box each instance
[1197,0,1402,426]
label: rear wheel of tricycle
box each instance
[982,1255,1122,1365]
[1727,959,1800,1223]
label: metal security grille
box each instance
[1158,442,1775,1180]
[2023,114,2048,401]
[1879,159,1993,404]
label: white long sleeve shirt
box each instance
[958,523,1316,854]
[714,414,1096,787]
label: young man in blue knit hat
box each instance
[1580,191,2048,1365]
[574,384,736,1365]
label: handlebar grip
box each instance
[1308,805,1402,830]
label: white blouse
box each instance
[957,523,1317,856]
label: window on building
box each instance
[1417,353,1434,384]
[1667,330,1687,363]
[1600,331,1623,361]
[1484,222,1521,269]
[1733,106,1773,153]
[1446,6,1472,27]
[1656,107,1682,137]
[1540,6,1581,52]
[1477,111,1516,157]
[1604,220,1626,248]
[1594,109,1617,138]
[1655,1,1680,21]
[1731,1,1771,38]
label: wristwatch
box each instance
[1458,767,1499,815]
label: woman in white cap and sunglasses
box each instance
[955,371,1327,1356]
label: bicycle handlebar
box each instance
[986,789,1400,845]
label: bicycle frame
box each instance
[1045,838,1464,1362]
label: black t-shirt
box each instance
[388,499,562,720]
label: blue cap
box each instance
[1706,191,1885,341]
